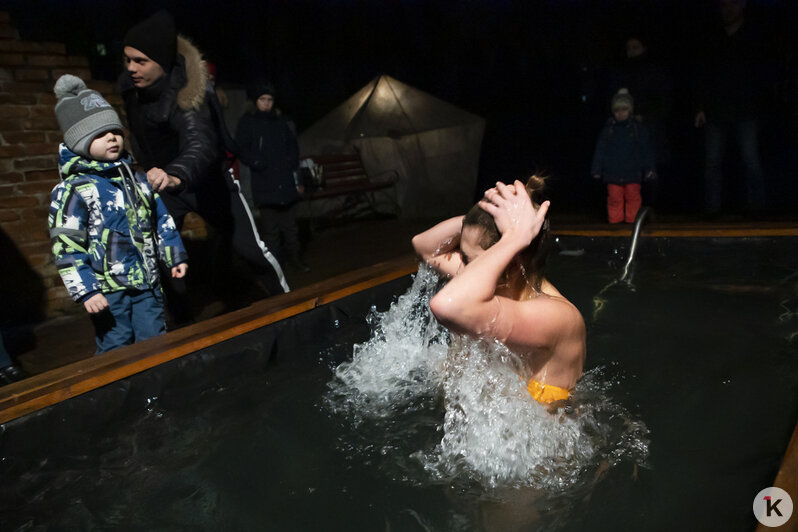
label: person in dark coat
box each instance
[235,84,308,272]
[608,34,673,190]
[591,89,656,223]
[118,11,289,324]
[693,0,770,215]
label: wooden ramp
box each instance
[0,255,419,425]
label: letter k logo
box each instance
[764,496,783,517]
[754,488,792,527]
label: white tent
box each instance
[298,75,485,219]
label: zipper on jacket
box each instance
[119,162,154,285]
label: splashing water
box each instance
[326,263,649,493]
[328,265,449,420]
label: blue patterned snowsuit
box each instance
[49,144,188,351]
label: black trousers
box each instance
[160,168,289,323]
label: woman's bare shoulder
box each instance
[529,294,584,329]
[497,292,584,352]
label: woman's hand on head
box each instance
[478,180,550,248]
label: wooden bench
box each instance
[300,152,399,224]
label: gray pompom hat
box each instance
[54,74,123,158]
[611,88,634,113]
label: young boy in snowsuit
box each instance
[591,88,656,223]
[48,75,188,353]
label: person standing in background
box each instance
[608,33,673,207]
[694,0,771,215]
[591,89,656,223]
[235,83,308,273]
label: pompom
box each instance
[54,74,87,100]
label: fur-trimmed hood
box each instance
[119,35,221,188]
[176,35,208,111]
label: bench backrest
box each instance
[310,153,369,190]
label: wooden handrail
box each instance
[552,221,798,238]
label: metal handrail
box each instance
[619,207,652,281]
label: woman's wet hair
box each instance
[462,175,551,294]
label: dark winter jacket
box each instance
[608,53,673,124]
[235,110,300,207]
[49,145,187,302]
[118,37,221,192]
[590,117,655,185]
[694,21,773,125]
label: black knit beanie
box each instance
[123,10,177,72]
[247,83,276,101]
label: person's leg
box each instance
[160,272,194,328]
[0,332,25,384]
[130,288,166,342]
[733,120,767,212]
[704,123,727,214]
[196,169,290,296]
[91,291,134,354]
[222,171,290,294]
[0,332,11,368]
[155,191,196,325]
[624,183,642,223]
[606,184,624,223]
[280,204,309,271]
[205,219,234,308]
[259,206,282,261]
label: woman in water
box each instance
[412,176,585,403]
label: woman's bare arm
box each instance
[411,215,465,277]
[429,181,551,343]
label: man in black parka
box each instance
[119,11,289,322]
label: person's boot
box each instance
[0,364,27,386]
[289,256,310,273]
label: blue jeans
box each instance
[91,289,166,354]
[704,120,766,214]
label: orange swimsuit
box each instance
[528,379,570,403]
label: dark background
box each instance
[3,0,797,217]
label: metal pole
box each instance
[619,207,652,281]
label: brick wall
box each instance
[0,12,206,321]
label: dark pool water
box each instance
[1,236,796,531]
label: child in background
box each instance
[48,75,188,353]
[591,88,656,223]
